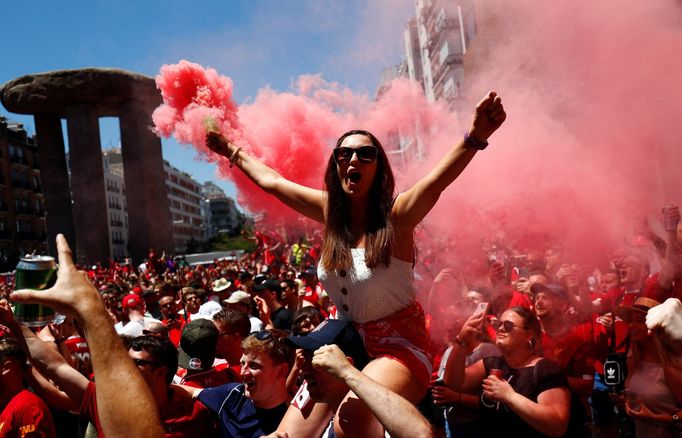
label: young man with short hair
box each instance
[195,329,293,437]
[212,308,250,382]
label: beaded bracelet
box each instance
[463,131,489,150]
[229,147,242,168]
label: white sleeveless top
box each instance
[317,248,416,323]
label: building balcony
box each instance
[432,53,463,88]
[33,185,42,193]
[109,204,122,211]
[110,220,124,227]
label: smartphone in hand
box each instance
[473,302,489,317]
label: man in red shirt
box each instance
[0,337,56,438]
[17,329,218,438]
[175,319,230,388]
[211,309,250,382]
[159,295,184,347]
[532,281,595,432]
[81,336,219,437]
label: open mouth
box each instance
[347,169,361,183]
[243,379,256,391]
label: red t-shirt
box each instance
[213,362,241,384]
[0,389,56,438]
[541,321,595,378]
[80,382,218,437]
[162,319,185,348]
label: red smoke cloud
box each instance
[153,0,682,281]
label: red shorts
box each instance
[354,301,432,391]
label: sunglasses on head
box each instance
[332,146,378,164]
[491,319,525,333]
[254,330,289,358]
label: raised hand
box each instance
[470,91,507,142]
[10,234,102,319]
[205,131,232,157]
[311,344,354,381]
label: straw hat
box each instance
[616,297,660,322]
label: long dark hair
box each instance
[320,130,395,270]
[507,306,542,354]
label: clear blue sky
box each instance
[0,0,414,204]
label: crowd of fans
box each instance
[0,206,681,437]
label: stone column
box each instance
[119,98,173,263]
[66,104,110,264]
[33,113,76,259]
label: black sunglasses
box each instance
[491,319,526,333]
[254,330,288,358]
[332,146,378,164]
[133,358,162,368]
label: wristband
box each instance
[463,131,488,150]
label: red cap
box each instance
[121,294,143,310]
[132,286,142,295]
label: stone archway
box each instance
[1,68,173,263]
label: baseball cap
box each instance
[177,319,219,371]
[121,294,143,310]
[253,278,282,294]
[286,319,370,370]
[530,283,568,300]
[224,291,251,306]
[301,267,317,277]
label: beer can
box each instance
[662,205,679,232]
[13,255,57,327]
[489,368,504,379]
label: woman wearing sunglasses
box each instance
[443,306,572,437]
[206,91,505,437]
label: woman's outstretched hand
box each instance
[205,131,232,157]
[469,91,506,142]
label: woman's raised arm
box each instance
[392,91,506,228]
[206,131,326,223]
